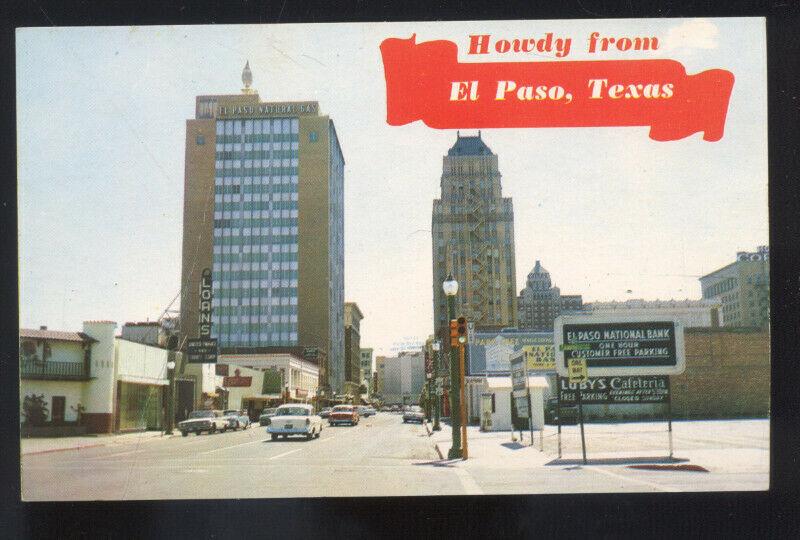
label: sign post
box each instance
[568,357,589,465]
[666,376,674,460]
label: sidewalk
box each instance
[425,421,552,468]
[422,419,769,474]
[21,430,178,456]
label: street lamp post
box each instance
[443,273,462,459]
[432,341,441,431]
[164,360,176,436]
[163,334,178,436]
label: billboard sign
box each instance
[558,376,670,405]
[223,368,253,388]
[467,331,553,374]
[554,315,685,377]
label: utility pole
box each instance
[458,338,468,459]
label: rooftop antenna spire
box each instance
[241,60,254,94]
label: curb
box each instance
[22,443,107,456]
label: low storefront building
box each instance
[478,376,549,432]
[218,352,319,419]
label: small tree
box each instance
[22,394,49,426]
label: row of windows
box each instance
[215,175,297,187]
[214,231,297,244]
[214,252,298,263]
[215,323,297,334]
[215,184,297,195]
[216,149,298,160]
[216,201,298,212]
[216,166,299,177]
[216,133,300,145]
[213,261,298,272]
[214,218,297,228]
[212,311,299,322]
[210,270,298,281]
[211,303,297,314]
[215,287,298,298]
[212,296,297,307]
[215,194,298,205]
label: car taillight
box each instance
[305,418,310,426]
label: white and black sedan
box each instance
[266,404,323,441]
[402,406,425,424]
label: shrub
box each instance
[22,394,49,426]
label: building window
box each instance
[196,134,206,145]
[309,131,319,143]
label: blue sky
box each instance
[17,18,767,356]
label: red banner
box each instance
[380,35,734,141]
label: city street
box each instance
[21,414,768,500]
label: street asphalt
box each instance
[20,414,769,500]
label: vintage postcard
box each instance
[17,18,768,500]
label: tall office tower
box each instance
[431,132,517,335]
[179,63,345,391]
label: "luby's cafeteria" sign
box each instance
[554,315,686,377]
[558,375,670,405]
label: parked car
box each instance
[318,407,332,418]
[267,404,323,440]
[178,410,229,436]
[402,406,425,424]
[259,408,278,426]
[357,406,376,417]
[328,404,359,426]
[223,409,249,430]
[236,411,251,429]
[544,398,579,425]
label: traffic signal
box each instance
[449,319,459,348]
[456,317,468,344]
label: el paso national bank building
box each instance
[180,73,345,393]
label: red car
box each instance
[328,404,359,426]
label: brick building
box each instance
[670,327,770,419]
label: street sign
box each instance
[524,344,555,371]
[559,375,670,404]
[568,358,588,384]
[186,338,218,364]
[554,315,686,377]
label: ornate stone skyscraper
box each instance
[517,260,583,331]
[432,132,517,334]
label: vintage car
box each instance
[328,404,359,426]
[317,407,332,418]
[222,409,248,430]
[356,406,376,418]
[266,404,323,440]
[402,405,425,424]
[259,408,278,426]
[178,410,229,436]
